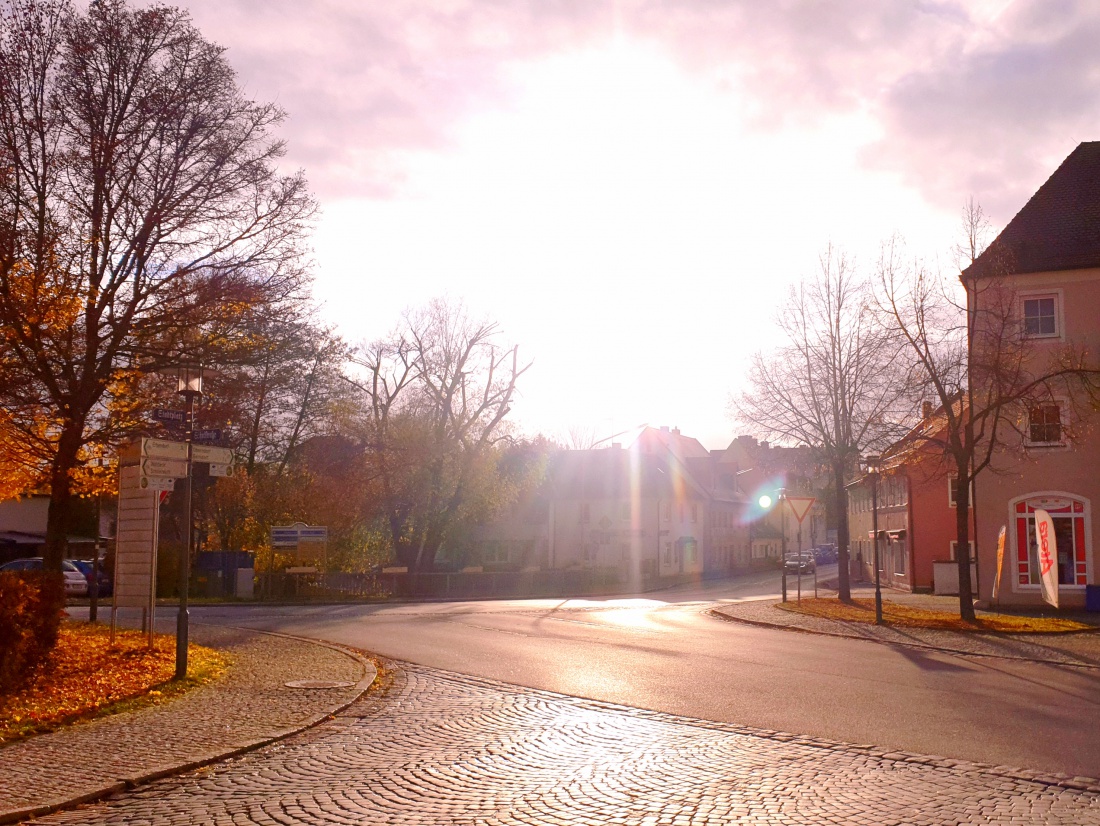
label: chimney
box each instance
[921,401,933,420]
[660,425,669,432]
[611,442,622,450]
[760,440,770,450]
[672,427,680,436]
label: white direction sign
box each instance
[140,476,177,491]
[786,496,817,524]
[142,457,188,478]
[192,444,233,464]
[142,438,188,460]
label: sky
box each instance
[175,0,1100,450]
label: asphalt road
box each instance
[191,568,1100,779]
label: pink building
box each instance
[962,142,1100,609]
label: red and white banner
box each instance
[992,525,1006,602]
[1034,508,1059,609]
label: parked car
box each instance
[0,557,89,596]
[71,559,112,597]
[812,544,837,564]
[783,553,817,574]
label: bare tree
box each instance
[0,0,315,572]
[349,300,530,571]
[735,246,905,601]
[875,235,1099,621]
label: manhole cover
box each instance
[284,679,356,689]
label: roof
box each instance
[963,141,1100,280]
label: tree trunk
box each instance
[955,469,976,622]
[44,423,85,572]
[833,460,852,602]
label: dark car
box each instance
[812,544,837,564]
[71,559,112,597]
[0,557,89,596]
[783,553,817,574]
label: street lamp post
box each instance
[865,455,884,625]
[175,364,204,680]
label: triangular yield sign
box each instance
[786,496,816,524]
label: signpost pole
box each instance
[175,379,201,679]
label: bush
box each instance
[0,571,66,694]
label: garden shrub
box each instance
[0,571,66,693]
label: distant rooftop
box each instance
[963,141,1100,280]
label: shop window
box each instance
[1014,496,1088,587]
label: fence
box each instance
[255,568,635,601]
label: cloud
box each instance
[863,1,1100,222]
[177,0,1100,222]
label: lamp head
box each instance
[176,364,204,397]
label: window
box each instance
[948,476,971,508]
[691,504,698,523]
[663,542,671,564]
[580,503,590,523]
[1014,497,1088,588]
[1027,403,1064,446]
[620,502,630,521]
[949,541,975,562]
[1022,295,1058,338]
[661,501,671,522]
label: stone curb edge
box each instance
[0,625,378,826]
[707,606,1100,671]
[418,662,1100,797]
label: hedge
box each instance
[0,571,66,694]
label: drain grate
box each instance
[284,679,356,689]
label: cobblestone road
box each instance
[33,663,1100,826]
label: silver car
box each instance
[0,557,89,596]
[783,553,817,574]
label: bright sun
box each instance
[313,37,956,447]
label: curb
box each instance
[707,606,1100,671]
[0,626,378,826]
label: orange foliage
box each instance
[0,621,228,743]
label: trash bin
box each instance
[1086,585,1100,613]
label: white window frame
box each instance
[949,540,975,562]
[1025,399,1068,449]
[948,475,972,508]
[1020,289,1063,340]
[1010,492,1092,593]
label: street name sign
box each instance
[194,428,223,443]
[153,408,186,426]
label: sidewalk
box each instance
[712,583,1100,668]
[0,624,377,825]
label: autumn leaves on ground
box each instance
[780,597,1093,633]
[0,622,228,745]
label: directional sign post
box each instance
[191,444,233,465]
